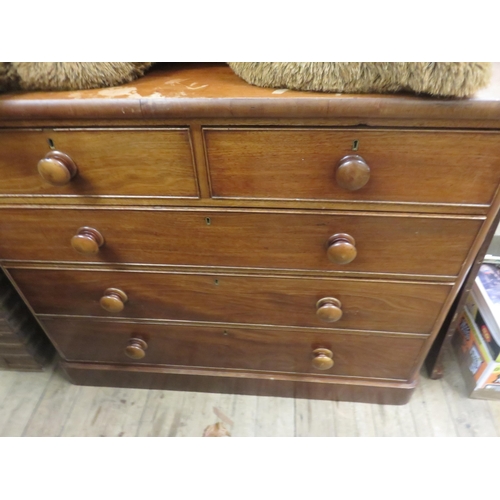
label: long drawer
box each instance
[9,268,452,333]
[0,208,481,277]
[204,128,500,207]
[0,129,198,198]
[41,318,426,381]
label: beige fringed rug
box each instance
[228,62,492,97]
[0,62,492,97]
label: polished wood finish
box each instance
[61,360,416,404]
[312,348,334,370]
[70,227,104,255]
[37,150,78,186]
[1,63,500,128]
[125,337,147,360]
[204,128,500,207]
[1,63,499,403]
[100,288,128,313]
[315,297,343,323]
[327,233,357,265]
[41,318,425,380]
[8,268,451,334]
[0,129,198,198]
[336,155,371,191]
[0,208,481,278]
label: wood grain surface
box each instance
[0,208,482,278]
[1,63,500,127]
[0,129,198,198]
[10,268,451,334]
[205,128,500,207]
[41,317,426,381]
[1,62,499,404]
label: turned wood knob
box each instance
[37,150,78,186]
[316,297,343,323]
[100,288,128,313]
[312,348,334,370]
[327,233,357,265]
[336,155,370,191]
[71,227,104,255]
[125,337,148,360]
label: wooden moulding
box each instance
[40,317,427,381]
[11,268,452,334]
[0,63,499,127]
[61,360,418,405]
[0,129,199,199]
[0,207,483,279]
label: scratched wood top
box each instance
[1,63,500,124]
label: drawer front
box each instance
[10,269,452,334]
[205,128,500,207]
[0,129,198,198]
[0,208,481,277]
[41,318,426,380]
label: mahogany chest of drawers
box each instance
[1,63,500,404]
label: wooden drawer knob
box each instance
[336,155,370,191]
[312,348,334,370]
[71,227,104,255]
[327,233,357,265]
[125,337,147,360]
[316,297,343,322]
[100,288,128,313]
[37,151,78,186]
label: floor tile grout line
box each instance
[58,383,83,437]
[406,391,421,438]
[371,404,380,437]
[135,388,154,437]
[413,381,435,438]
[439,377,462,437]
[487,401,500,437]
[0,371,21,409]
[484,401,499,437]
[21,364,56,437]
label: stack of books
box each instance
[453,263,500,399]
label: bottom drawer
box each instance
[41,318,426,381]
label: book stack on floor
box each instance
[453,264,500,400]
[0,271,54,370]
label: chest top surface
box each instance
[1,63,500,126]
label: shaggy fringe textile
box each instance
[0,62,492,97]
[228,62,492,97]
[0,62,153,92]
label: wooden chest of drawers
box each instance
[1,62,500,404]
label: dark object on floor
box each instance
[0,270,54,370]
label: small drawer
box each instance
[0,208,482,278]
[204,128,500,208]
[0,129,198,198]
[41,318,426,381]
[10,268,452,334]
